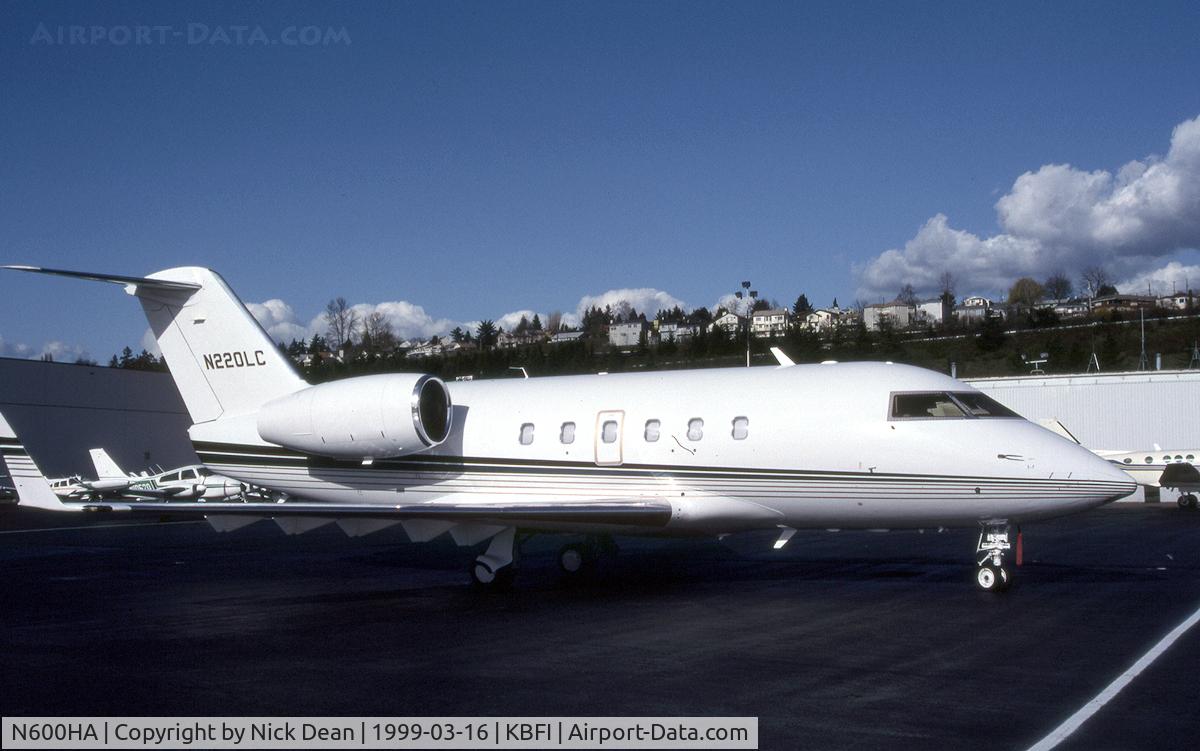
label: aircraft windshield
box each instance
[890,392,1020,420]
[949,392,1019,418]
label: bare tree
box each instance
[1043,271,1073,301]
[1080,266,1114,299]
[324,297,359,349]
[897,283,918,306]
[361,310,396,352]
[546,311,563,334]
[938,271,957,301]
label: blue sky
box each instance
[2,1,1199,360]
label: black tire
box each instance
[558,543,588,575]
[1187,495,1199,510]
[976,564,1008,592]
[470,561,514,590]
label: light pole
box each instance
[734,280,757,367]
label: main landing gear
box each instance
[470,528,517,589]
[1177,493,1198,510]
[557,535,619,579]
[975,522,1013,593]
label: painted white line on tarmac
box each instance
[0,520,204,535]
[1027,599,1200,751]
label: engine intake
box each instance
[256,373,452,459]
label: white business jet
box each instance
[1037,421,1199,510]
[4,266,1136,591]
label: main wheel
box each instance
[470,561,514,589]
[558,543,588,575]
[976,564,1010,592]
[1186,494,1199,510]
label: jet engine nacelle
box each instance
[256,373,452,459]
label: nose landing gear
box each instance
[1177,493,1198,510]
[975,522,1013,592]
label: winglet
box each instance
[0,410,79,511]
[770,347,795,367]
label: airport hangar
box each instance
[1,355,1196,500]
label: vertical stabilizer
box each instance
[4,265,310,424]
[89,448,128,480]
[0,410,76,511]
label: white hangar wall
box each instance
[0,357,195,478]
[966,370,1200,451]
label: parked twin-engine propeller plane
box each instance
[4,265,1136,591]
[88,448,247,501]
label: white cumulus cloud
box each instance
[856,114,1200,300]
[570,288,687,325]
[246,299,310,344]
[1117,261,1200,296]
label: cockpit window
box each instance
[889,391,1020,420]
[950,392,1019,418]
[891,393,965,419]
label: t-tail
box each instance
[5,266,309,424]
[0,409,77,511]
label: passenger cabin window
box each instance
[732,416,749,440]
[601,420,619,443]
[182,469,197,480]
[687,418,704,441]
[890,392,1019,420]
[519,423,535,445]
[163,472,181,482]
[560,422,576,444]
[644,420,661,442]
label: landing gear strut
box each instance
[470,527,517,589]
[1177,494,1198,510]
[975,522,1013,592]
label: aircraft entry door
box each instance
[594,410,625,466]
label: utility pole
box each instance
[734,280,757,368]
[1137,308,1149,371]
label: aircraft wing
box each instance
[77,498,675,527]
[1159,462,1200,489]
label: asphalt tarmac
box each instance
[2,503,1198,750]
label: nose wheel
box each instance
[1177,494,1198,510]
[975,522,1013,592]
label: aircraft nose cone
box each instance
[1082,447,1139,501]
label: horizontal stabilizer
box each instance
[0,410,80,512]
[4,265,201,292]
